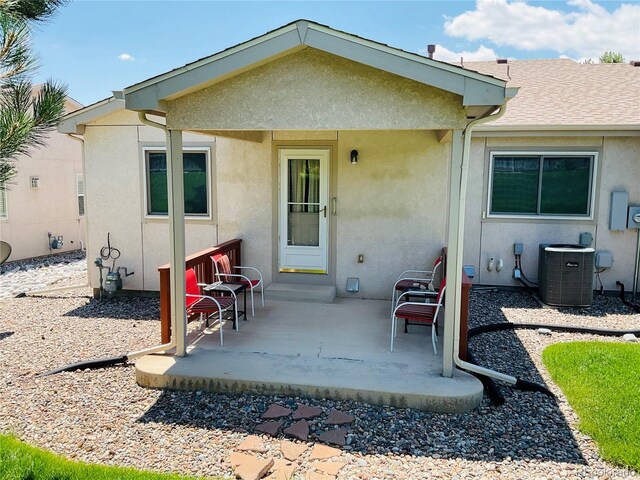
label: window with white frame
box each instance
[144,148,210,217]
[488,152,596,218]
[0,184,6,219]
[76,174,85,216]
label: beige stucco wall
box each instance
[83,110,218,291]
[0,99,85,261]
[335,130,449,298]
[464,135,640,290]
[166,48,466,131]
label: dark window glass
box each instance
[540,157,591,215]
[147,151,208,215]
[490,156,540,214]
[490,154,592,216]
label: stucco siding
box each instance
[465,135,640,290]
[335,130,449,299]
[84,125,144,290]
[83,109,218,291]
[166,48,466,131]
[216,137,273,285]
[0,120,85,261]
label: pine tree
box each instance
[0,0,68,186]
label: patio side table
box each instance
[203,283,247,328]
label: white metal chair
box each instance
[391,256,442,315]
[391,279,446,355]
[212,253,264,317]
[185,268,238,345]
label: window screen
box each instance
[146,150,209,216]
[490,154,594,216]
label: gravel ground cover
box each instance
[1,258,639,479]
[0,250,87,299]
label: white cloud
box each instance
[118,53,135,62]
[444,0,640,61]
[426,44,499,63]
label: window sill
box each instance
[144,215,214,224]
[483,214,595,224]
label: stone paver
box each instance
[306,472,334,480]
[292,403,322,420]
[309,444,341,460]
[311,461,347,475]
[261,404,292,419]
[283,419,309,441]
[266,459,297,480]
[237,435,269,453]
[234,456,274,480]
[230,452,255,467]
[318,428,347,447]
[255,420,284,436]
[325,409,354,425]
[280,440,307,461]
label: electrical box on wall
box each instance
[610,191,628,230]
[628,206,640,229]
[595,251,614,269]
[579,232,593,247]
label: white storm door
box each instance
[279,148,330,273]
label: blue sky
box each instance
[30,0,640,105]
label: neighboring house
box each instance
[1,95,86,261]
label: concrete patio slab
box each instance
[135,298,483,413]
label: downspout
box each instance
[132,112,180,358]
[450,105,532,388]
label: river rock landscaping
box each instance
[1,258,639,479]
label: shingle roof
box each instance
[462,59,640,129]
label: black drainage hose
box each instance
[616,281,640,313]
[469,322,640,339]
[466,320,640,401]
[466,349,505,405]
[38,355,129,377]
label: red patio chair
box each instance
[391,278,446,355]
[212,253,264,317]
[185,268,238,345]
[391,256,442,314]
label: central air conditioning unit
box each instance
[538,244,595,307]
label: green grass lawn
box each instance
[0,435,209,480]
[543,342,640,471]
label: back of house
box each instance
[59,23,640,299]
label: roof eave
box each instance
[57,97,125,134]
[473,124,640,137]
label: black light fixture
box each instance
[350,149,358,165]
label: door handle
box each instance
[321,206,327,218]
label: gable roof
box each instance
[58,96,124,134]
[123,19,513,112]
[463,59,640,131]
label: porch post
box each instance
[166,128,187,357]
[442,129,464,378]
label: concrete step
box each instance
[266,283,336,303]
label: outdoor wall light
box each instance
[350,150,358,164]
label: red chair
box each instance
[391,278,446,354]
[391,256,442,315]
[185,268,238,345]
[212,253,264,317]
